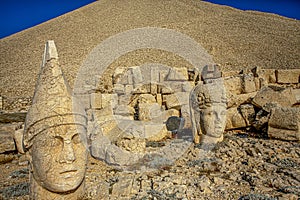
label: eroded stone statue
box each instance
[190,79,227,145]
[22,41,88,199]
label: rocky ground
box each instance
[0,130,299,200]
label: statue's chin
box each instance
[206,131,223,138]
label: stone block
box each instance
[225,107,247,130]
[144,123,170,141]
[201,64,221,80]
[0,124,16,153]
[276,69,300,84]
[159,81,183,94]
[90,92,102,109]
[0,96,2,110]
[224,76,243,95]
[101,93,118,109]
[182,81,195,92]
[130,66,143,85]
[138,103,161,121]
[159,69,169,82]
[93,107,114,122]
[138,94,156,104]
[269,107,300,130]
[151,108,180,123]
[240,104,255,126]
[74,93,91,110]
[253,67,276,84]
[112,67,127,84]
[125,84,134,94]
[268,127,300,141]
[221,70,241,77]
[227,92,256,108]
[242,74,257,93]
[133,84,149,94]
[114,105,135,116]
[113,84,125,94]
[118,94,131,105]
[252,86,297,108]
[166,67,189,81]
[156,94,162,106]
[180,104,191,128]
[163,94,180,109]
[293,88,300,103]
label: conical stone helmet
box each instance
[23,40,87,149]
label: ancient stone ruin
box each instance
[0,40,299,199]
[19,41,88,199]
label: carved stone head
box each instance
[23,41,88,199]
[190,79,227,144]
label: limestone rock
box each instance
[166,67,189,81]
[201,64,221,81]
[240,104,255,126]
[276,69,300,84]
[241,73,257,93]
[252,86,297,108]
[0,96,2,110]
[0,125,16,153]
[116,136,146,153]
[268,107,300,141]
[227,92,256,108]
[224,76,243,95]
[90,92,102,109]
[138,103,161,121]
[111,177,134,197]
[0,112,26,123]
[225,107,247,130]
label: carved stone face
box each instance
[30,124,87,193]
[200,103,226,138]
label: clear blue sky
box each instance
[0,0,299,39]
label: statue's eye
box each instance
[207,111,214,116]
[72,134,81,144]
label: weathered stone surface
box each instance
[90,92,102,109]
[182,81,195,92]
[130,66,143,85]
[145,123,170,141]
[225,107,247,130]
[116,136,146,153]
[114,105,134,116]
[0,96,2,110]
[138,94,156,104]
[163,94,180,110]
[240,104,255,126]
[101,93,118,109]
[227,92,256,108]
[23,41,88,199]
[113,67,127,84]
[292,88,300,104]
[156,94,162,106]
[166,67,189,81]
[111,177,134,197]
[181,104,192,128]
[138,103,161,121]
[0,125,16,153]
[0,112,26,123]
[201,64,221,80]
[268,107,300,141]
[276,69,300,84]
[252,86,297,108]
[113,83,125,94]
[224,76,242,95]
[241,74,257,93]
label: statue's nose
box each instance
[59,141,76,164]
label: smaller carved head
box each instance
[190,80,227,140]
